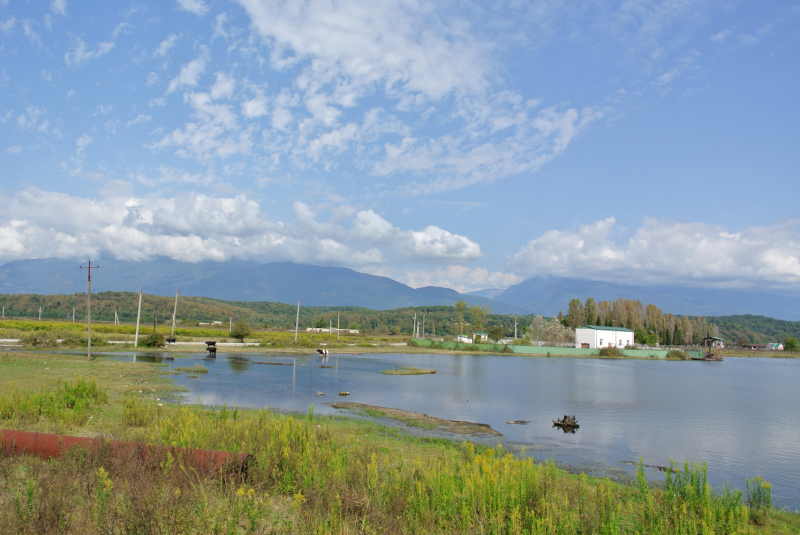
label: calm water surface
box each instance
[115,352,800,509]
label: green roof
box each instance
[578,325,634,332]
[473,331,488,335]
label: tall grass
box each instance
[0,376,108,425]
[1,383,788,533]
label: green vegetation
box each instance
[173,364,208,375]
[231,319,252,342]
[381,367,437,375]
[598,346,623,357]
[667,349,691,360]
[0,376,107,425]
[0,351,798,533]
[784,337,799,352]
[140,332,164,347]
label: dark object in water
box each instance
[553,414,579,429]
[692,354,723,361]
[205,341,217,358]
[317,348,330,357]
[507,420,529,425]
[338,391,350,396]
[316,365,335,368]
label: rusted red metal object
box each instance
[1,429,252,474]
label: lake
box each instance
[118,351,800,509]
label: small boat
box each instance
[338,391,350,396]
[552,414,579,429]
[316,392,325,396]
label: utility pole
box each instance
[79,261,98,361]
[171,290,179,337]
[514,316,518,339]
[337,314,340,341]
[39,307,41,321]
[72,307,75,322]
[413,313,417,338]
[311,308,317,341]
[229,317,232,332]
[422,314,426,339]
[134,289,143,347]
[329,319,332,335]
[294,301,300,342]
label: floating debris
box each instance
[506,420,529,425]
[338,391,350,396]
[553,414,579,429]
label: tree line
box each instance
[563,297,719,346]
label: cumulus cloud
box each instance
[151,91,251,160]
[509,218,800,290]
[1,16,16,35]
[210,72,235,99]
[400,265,521,293]
[0,189,481,268]
[75,133,92,155]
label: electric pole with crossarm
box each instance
[80,261,99,360]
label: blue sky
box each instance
[1,0,798,294]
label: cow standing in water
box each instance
[317,348,329,361]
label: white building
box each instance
[575,325,634,349]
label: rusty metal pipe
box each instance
[1,429,252,474]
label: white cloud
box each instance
[16,106,49,133]
[50,0,67,16]
[146,72,160,87]
[154,33,178,57]
[111,22,134,39]
[167,54,207,93]
[22,20,42,47]
[126,114,152,128]
[6,146,22,154]
[0,16,16,35]
[739,34,760,46]
[0,189,478,268]
[399,265,522,293]
[710,30,731,43]
[210,71,235,100]
[176,0,209,17]
[241,94,268,118]
[75,133,92,155]
[151,91,250,160]
[509,218,800,291]
[64,36,114,67]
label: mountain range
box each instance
[0,258,527,314]
[476,276,800,321]
[2,258,798,320]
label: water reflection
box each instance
[97,351,800,510]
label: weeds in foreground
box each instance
[0,382,792,534]
[0,376,107,425]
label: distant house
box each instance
[767,343,784,350]
[575,325,634,349]
[456,335,472,343]
[473,331,488,343]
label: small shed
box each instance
[472,331,488,343]
[575,325,634,349]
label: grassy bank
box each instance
[1,351,799,533]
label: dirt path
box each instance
[329,402,502,436]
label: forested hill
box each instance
[1,292,799,343]
[706,315,800,345]
[0,292,528,335]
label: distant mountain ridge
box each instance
[0,258,529,314]
[489,276,800,321]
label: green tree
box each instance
[784,337,799,351]
[584,297,597,326]
[488,325,504,342]
[314,317,327,328]
[468,305,491,331]
[566,299,584,329]
[230,320,252,342]
[454,300,468,334]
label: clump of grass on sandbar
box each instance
[381,367,436,375]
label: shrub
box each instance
[667,350,690,360]
[141,333,165,347]
[231,320,252,342]
[598,346,622,357]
